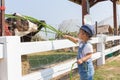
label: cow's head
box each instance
[5,13,38,36]
[5,17,29,35]
[5,13,45,42]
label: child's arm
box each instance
[77,53,92,64]
[63,35,78,43]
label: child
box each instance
[63,24,95,80]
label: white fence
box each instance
[0,35,120,80]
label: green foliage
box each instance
[5,14,63,36]
[28,52,76,70]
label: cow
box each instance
[5,13,45,42]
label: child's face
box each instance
[78,29,87,40]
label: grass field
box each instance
[94,55,120,80]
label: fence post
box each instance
[0,36,22,80]
[97,34,106,66]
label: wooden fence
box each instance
[0,34,120,80]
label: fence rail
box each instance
[0,34,120,80]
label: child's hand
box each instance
[77,59,83,64]
[63,35,69,39]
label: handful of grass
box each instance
[70,62,76,80]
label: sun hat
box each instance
[80,24,95,37]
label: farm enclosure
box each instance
[0,34,120,80]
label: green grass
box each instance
[28,51,76,70]
[94,59,120,80]
[106,60,120,67]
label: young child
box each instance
[63,24,95,80]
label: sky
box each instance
[5,0,120,26]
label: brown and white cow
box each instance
[5,13,45,42]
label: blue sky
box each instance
[5,0,120,26]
